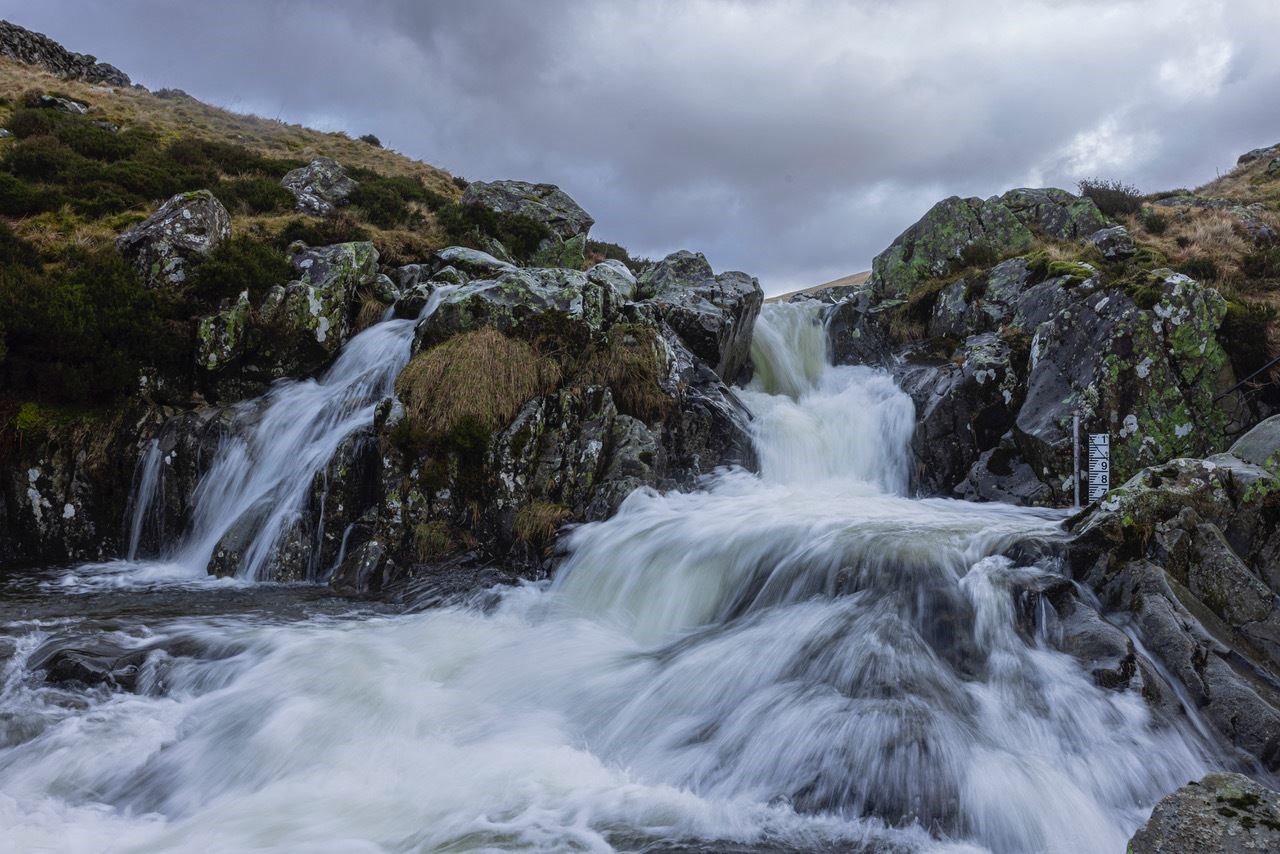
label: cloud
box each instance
[4,0,1280,293]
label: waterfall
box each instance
[120,287,455,582]
[124,438,163,560]
[0,301,1219,852]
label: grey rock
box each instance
[1087,225,1136,260]
[34,94,88,114]
[281,157,358,217]
[998,187,1108,240]
[1238,144,1280,166]
[639,251,764,382]
[1230,415,1280,468]
[461,179,594,241]
[1129,773,1280,853]
[588,259,637,300]
[115,190,231,289]
[431,245,516,279]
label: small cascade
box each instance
[124,286,456,581]
[124,438,163,560]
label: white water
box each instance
[0,301,1215,852]
[110,287,457,584]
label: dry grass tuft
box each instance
[513,501,570,546]
[395,329,561,449]
[352,292,388,334]
[580,324,671,421]
[412,520,452,562]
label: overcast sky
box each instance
[7,1,1280,293]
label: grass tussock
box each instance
[412,520,452,562]
[395,329,561,450]
[580,324,671,421]
[513,501,569,546]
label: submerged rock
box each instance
[115,190,231,289]
[1129,773,1280,853]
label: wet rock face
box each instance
[115,191,231,289]
[637,250,765,383]
[0,20,131,86]
[281,157,358,217]
[462,179,595,242]
[1066,431,1280,768]
[829,185,1244,504]
[1129,773,1280,853]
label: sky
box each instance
[6,0,1280,295]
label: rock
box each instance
[826,288,895,366]
[414,266,624,352]
[998,187,1108,240]
[281,157,358,217]
[637,251,764,383]
[1015,274,1234,502]
[1238,144,1280,166]
[115,190,231,289]
[587,259,637,300]
[461,179,594,241]
[193,242,378,399]
[1267,158,1280,179]
[1087,225,1136,260]
[34,94,88,114]
[1068,456,1280,766]
[431,245,516,279]
[1129,773,1280,853]
[870,195,1035,298]
[0,20,130,86]
[1230,415,1280,469]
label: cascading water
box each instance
[0,300,1219,852]
[120,287,456,583]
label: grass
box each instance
[579,324,671,421]
[513,501,570,547]
[394,328,561,451]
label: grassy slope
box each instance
[0,57,463,259]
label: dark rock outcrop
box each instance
[0,19,130,86]
[1129,773,1280,853]
[637,250,764,383]
[115,190,231,289]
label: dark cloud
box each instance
[5,0,1279,293]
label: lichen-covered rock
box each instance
[998,187,1108,240]
[1129,773,1280,853]
[461,179,594,241]
[1230,415,1280,469]
[1015,273,1236,502]
[825,288,895,366]
[1068,449,1280,767]
[281,157,358,217]
[414,266,627,353]
[637,250,764,383]
[193,242,378,400]
[870,195,1035,298]
[1087,225,1136,260]
[115,190,231,288]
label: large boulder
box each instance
[870,195,1035,298]
[1129,773,1280,853]
[997,187,1108,240]
[461,179,594,242]
[281,157,358,216]
[636,250,764,383]
[115,191,231,289]
[1087,225,1136,260]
